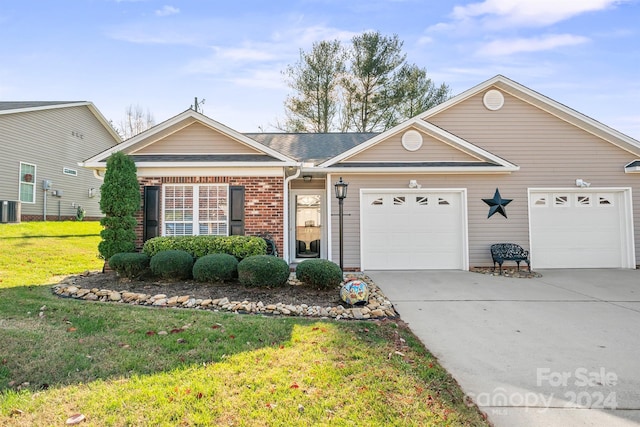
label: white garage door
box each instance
[361,189,467,270]
[529,189,635,268]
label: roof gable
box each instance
[135,122,263,155]
[83,109,296,167]
[0,101,121,143]
[319,118,518,172]
[421,75,640,156]
[344,126,483,163]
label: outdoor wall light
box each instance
[88,188,96,198]
[303,175,312,182]
[334,177,348,200]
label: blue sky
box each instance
[1,0,639,139]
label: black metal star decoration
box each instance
[482,188,512,218]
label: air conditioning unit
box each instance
[0,200,21,223]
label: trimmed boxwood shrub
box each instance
[237,255,290,287]
[108,252,150,279]
[193,253,238,283]
[295,259,343,289]
[150,250,194,280]
[142,235,267,260]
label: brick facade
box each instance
[135,176,285,257]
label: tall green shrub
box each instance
[98,152,141,260]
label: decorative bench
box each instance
[490,243,531,274]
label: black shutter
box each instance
[143,186,161,241]
[229,186,245,235]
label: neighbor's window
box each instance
[163,184,228,236]
[63,167,78,176]
[19,162,36,203]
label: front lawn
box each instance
[0,222,487,426]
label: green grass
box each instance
[0,222,488,426]
[0,221,103,288]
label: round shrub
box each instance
[192,253,238,283]
[237,255,290,287]
[108,252,150,279]
[150,250,194,280]
[295,259,343,289]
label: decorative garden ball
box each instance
[340,280,369,305]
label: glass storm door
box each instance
[293,193,323,260]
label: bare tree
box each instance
[117,104,155,140]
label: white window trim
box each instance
[162,183,229,236]
[19,162,37,204]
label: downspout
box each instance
[283,164,302,263]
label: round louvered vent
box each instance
[401,130,423,151]
[483,89,504,111]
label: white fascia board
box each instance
[318,114,518,170]
[419,76,504,120]
[0,101,91,116]
[195,113,297,163]
[133,161,296,168]
[317,165,518,174]
[409,119,519,169]
[136,166,286,177]
[83,109,298,165]
[85,102,122,143]
[318,118,425,167]
[81,160,297,170]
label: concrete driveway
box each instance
[368,269,640,427]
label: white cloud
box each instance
[155,5,180,17]
[417,36,434,45]
[452,0,628,27]
[477,34,589,56]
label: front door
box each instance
[291,191,325,261]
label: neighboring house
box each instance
[82,75,640,270]
[0,102,121,221]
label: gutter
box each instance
[282,164,302,263]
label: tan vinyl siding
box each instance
[333,89,640,269]
[134,122,262,155]
[0,106,119,219]
[291,178,326,190]
[345,127,482,163]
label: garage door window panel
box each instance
[553,194,569,207]
[576,195,592,207]
[598,194,614,206]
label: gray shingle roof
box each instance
[0,101,84,111]
[245,132,379,164]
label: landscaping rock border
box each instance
[52,274,398,320]
[471,266,542,278]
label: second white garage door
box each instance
[360,189,467,270]
[529,189,635,268]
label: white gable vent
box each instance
[483,89,505,111]
[401,130,423,151]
